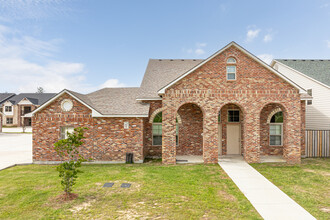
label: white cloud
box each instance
[246,28,261,42]
[326,40,330,48]
[0,24,124,93]
[263,34,273,43]
[257,54,274,65]
[195,48,205,55]
[184,42,207,56]
[99,79,126,89]
[320,3,329,8]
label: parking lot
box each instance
[0,133,32,170]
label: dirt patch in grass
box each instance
[55,193,78,202]
[320,207,330,213]
[70,199,96,213]
[217,190,237,201]
[303,168,330,177]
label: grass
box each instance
[0,161,261,219]
[252,158,330,220]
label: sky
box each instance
[0,0,329,94]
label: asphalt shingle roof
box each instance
[8,93,57,105]
[139,59,204,98]
[275,59,330,87]
[66,88,150,115]
[0,93,15,105]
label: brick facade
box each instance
[33,94,144,163]
[161,45,302,164]
[32,44,305,165]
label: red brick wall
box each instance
[161,45,302,164]
[301,100,306,156]
[33,93,144,162]
[177,103,203,155]
[142,100,162,158]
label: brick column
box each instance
[162,104,177,164]
[243,109,260,163]
[284,105,301,164]
[203,109,218,164]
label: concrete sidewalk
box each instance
[218,156,315,220]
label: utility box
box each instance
[126,153,133,163]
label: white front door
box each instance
[227,124,240,154]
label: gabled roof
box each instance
[138,59,203,99]
[158,41,306,94]
[7,93,56,105]
[273,59,330,87]
[32,88,150,117]
[0,93,15,105]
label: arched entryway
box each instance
[176,103,203,157]
[218,103,244,156]
[260,103,286,157]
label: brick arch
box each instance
[266,107,283,123]
[217,102,246,117]
[175,102,205,117]
[149,107,182,124]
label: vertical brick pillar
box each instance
[243,109,260,163]
[284,106,301,164]
[203,109,218,164]
[162,105,177,164]
[300,100,306,156]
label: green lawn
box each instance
[252,158,330,220]
[0,161,261,219]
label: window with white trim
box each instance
[269,112,283,146]
[152,112,179,146]
[5,106,12,112]
[60,126,74,139]
[227,66,236,80]
[227,57,236,64]
[6,118,13,124]
[307,89,312,105]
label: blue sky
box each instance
[0,0,329,93]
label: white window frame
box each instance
[152,122,162,146]
[60,126,74,140]
[269,123,283,146]
[6,117,13,124]
[227,110,240,122]
[5,106,12,112]
[306,88,312,105]
[226,65,236,81]
[227,57,236,64]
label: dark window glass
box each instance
[270,112,283,123]
[228,110,239,122]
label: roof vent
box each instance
[181,59,184,61]
[159,59,162,61]
[311,60,314,61]
[193,59,196,61]
[170,59,173,61]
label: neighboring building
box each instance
[271,60,330,130]
[31,42,310,165]
[0,93,15,107]
[1,93,56,127]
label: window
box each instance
[269,112,283,146]
[227,57,236,64]
[307,89,312,105]
[152,112,179,146]
[6,118,13,124]
[5,106,12,112]
[227,66,236,80]
[60,126,74,139]
[228,110,239,122]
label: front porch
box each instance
[176,155,286,164]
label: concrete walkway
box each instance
[218,156,315,220]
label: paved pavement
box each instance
[218,156,316,220]
[0,133,32,170]
[2,126,32,133]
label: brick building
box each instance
[31,42,311,164]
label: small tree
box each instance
[54,127,88,199]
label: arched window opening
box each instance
[269,112,283,146]
[227,57,236,64]
[152,112,179,146]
